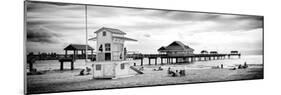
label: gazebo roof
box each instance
[64,44,94,50]
[112,36,137,41]
[158,46,166,51]
[94,27,126,35]
[158,41,194,52]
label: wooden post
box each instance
[91,50,93,60]
[148,58,151,65]
[169,58,171,64]
[161,58,163,65]
[72,50,75,60]
[71,61,74,70]
[65,50,68,58]
[141,58,143,66]
[29,62,33,71]
[60,61,63,70]
[155,58,157,65]
[239,54,241,58]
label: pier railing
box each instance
[126,53,241,66]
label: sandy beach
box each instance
[27,64,263,94]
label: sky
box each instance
[26,1,263,55]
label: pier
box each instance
[126,53,241,66]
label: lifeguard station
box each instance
[89,27,141,79]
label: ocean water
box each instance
[27,55,263,72]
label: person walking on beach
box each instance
[221,64,224,69]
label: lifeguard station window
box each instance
[96,64,101,70]
[121,63,125,70]
[102,31,106,36]
[105,43,111,51]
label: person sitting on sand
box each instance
[175,70,179,76]
[167,67,172,74]
[243,62,248,69]
[238,64,242,69]
[158,66,163,71]
[79,69,85,75]
[86,67,91,75]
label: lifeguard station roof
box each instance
[113,36,137,41]
[94,27,126,35]
[64,44,94,50]
[88,36,137,41]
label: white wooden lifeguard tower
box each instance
[89,27,140,79]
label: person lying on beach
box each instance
[229,67,236,70]
[171,71,177,77]
[153,66,164,71]
[211,66,220,69]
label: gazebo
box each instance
[157,41,194,56]
[64,44,94,60]
[59,44,94,70]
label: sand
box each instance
[26,64,263,94]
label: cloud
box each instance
[143,34,151,38]
[27,26,61,43]
[25,1,263,55]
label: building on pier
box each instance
[230,51,239,54]
[210,51,218,54]
[157,41,194,56]
[201,50,208,54]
